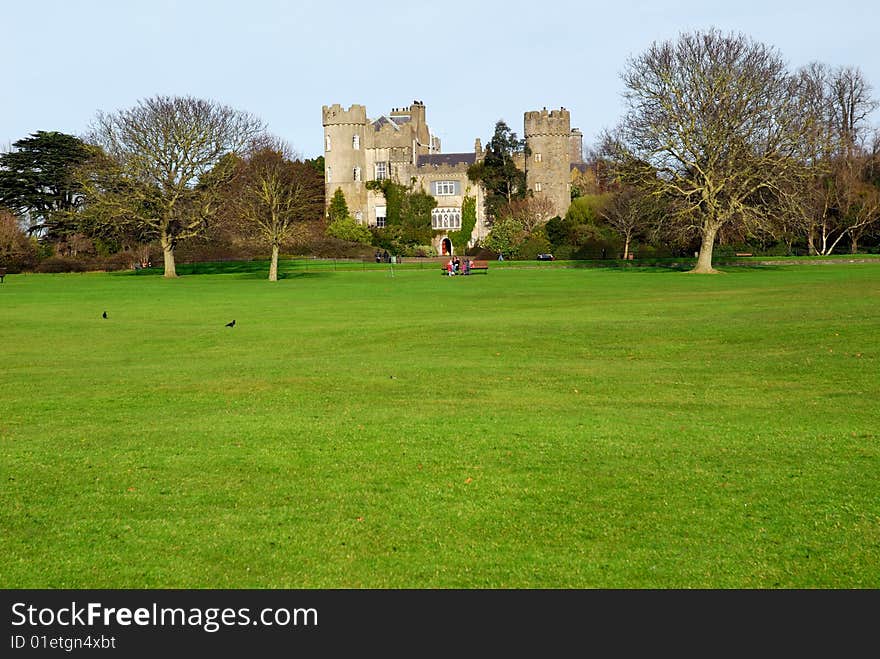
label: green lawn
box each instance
[1,262,878,588]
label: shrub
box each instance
[35,257,88,273]
[517,233,552,260]
[552,244,574,260]
[402,244,437,257]
[326,217,372,245]
[293,236,375,259]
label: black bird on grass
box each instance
[225,319,236,328]
[102,311,108,319]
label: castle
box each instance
[322,101,584,255]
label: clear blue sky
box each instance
[5,0,879,158]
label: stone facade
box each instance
[524,107,579,220]
[322,100,583,255]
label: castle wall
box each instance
[524,108,573,220]
[414,166,488,250]
[322,101,576,250]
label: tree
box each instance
[601,186,657,259]
[483,215,525,259]
[543,194,618,258]
[224,137,324,281]
[0,131,91,239]
[834,154,880,253]
[773,64,880,255]
[82,95,264,277]
[829,65,879,159]
[604,29,818,273]
[467,120,528,221]
[365,178,435,251]
[502,196,557,235]
[328,187,349,222]
[0,209,38,270]
[307,155,325,178]
[72,147,162,258]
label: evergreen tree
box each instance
[328,187,350,221]
[0,131,92,239]
[467,121,528,221]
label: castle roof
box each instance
[370,114,413,131]
[370,115,401,131]
[417,153,476,168]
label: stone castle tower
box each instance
[322,101,440,224]
[321,103,369,219]
[524,107,578,219]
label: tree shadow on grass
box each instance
[717,264,784,271]
[111,264,332,279]
[565,260,695,272]
[563,259,784,273]
[230,271,330,280]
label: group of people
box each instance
[445,256,472,276]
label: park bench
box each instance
[735,252,753,257]
[440,259,489,275]
[0,267,6,283]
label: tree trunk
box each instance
[851,234,859,254]
[690,225,720,274]
[622,234,631,260]
[269,243,279,282]
[161,235,178,278]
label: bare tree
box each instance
[84,96,264,277]
[0,208,37,267]
[834,155,880,253]
[600,186,656,259]
[783,64,879,254]
[830,66,879,158]
[223,137,324,281]
[604,29,818,272]
[501,195,557,234]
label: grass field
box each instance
[1,261,878,588]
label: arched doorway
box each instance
[441,237,452,256]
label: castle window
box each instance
[375,161,388,180]
[535,182,542,192]
[432,207,461,230]
[326,166,331,183]
[534,152,542,162]
[355,211,363,222]
[325,135,331,152]
[353,134,360,150]
[375,206,387,228]
[353,167,361,182]
[434,180,457,196]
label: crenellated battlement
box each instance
[524,107,571,137]
[322,104,368,126]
